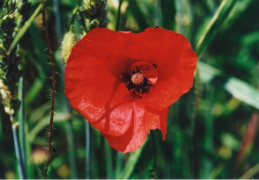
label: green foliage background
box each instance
[0,0,259,179]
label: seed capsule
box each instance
[131,72,144,86]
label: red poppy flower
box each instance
[65,27,197,153]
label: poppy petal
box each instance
[103,100,169,152]
[65,50,132,136]
[127,28,197,110]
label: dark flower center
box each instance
[121,61,158,97]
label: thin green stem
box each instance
[18,77,26,176]
[155,0,162,27]
[240,163,259,179]
[53,0,62,40]
[150,130,158,179]
[115,0,123,31]
[55,0,79,173]
[117,140,146,179]
[115,152,123,177]
[12,121,26,179]
[60,54,78,179]
[78,7,88,32]
[69,7,78,32]
[194,68,200,120]
[66,119,78,179]
[175,0,184,33]
[85,121,91,179]
[192,68,200,178]
[105,140,113,178]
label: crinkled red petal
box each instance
[103,100,169,152]
[128,28,197,110]
[65,49,132,136]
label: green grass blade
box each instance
[115,0,122,31]
[199,62,259,110]
[127,0,151,31]
[155,0,162,27]
[18,77,27,177]
[12,123,26,179]
[105,140,113,178]
[195,0,236,57]
[85,121,91,179]
[7,4,42,54]
[117,139,147,179]
[24,121,35,179]
[220,0,253,31]
[66,119,78,179]
[240,163,259,179]
[115,151,123,177]
[200,84,215,178]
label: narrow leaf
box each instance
[117,139,147,179]
[195,0,236,57]
[199,62,259,110]
[7,4,42,54]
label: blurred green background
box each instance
[0,0,259,179]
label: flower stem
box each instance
[150,130,158,179]
[116,0,123,31]
[41,0,56,177]
[85,120,91,179]
[12,120,26,179]
[194,68,200,121]
[192,68,200,178]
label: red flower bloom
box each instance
[65,27,197,153]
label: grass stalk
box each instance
[115,151,123,177]
[155,0,162,27]
[240,163,259,179]
[175,0,184,33]
[85,120,91,179]
[12,120,26,179]
[105,140,113,178]
[66,119,78,179]
[201,84,215,178]
[150,130,158,179]
[53,0,62,40]
[117,140,146,179]
[54,0,79,176]
[195,0,236,57]
[192,68,200,178]
[115,0,123,31]
[7,4,42,55]
[18,77,27,176]
[60,62,78,179]
[193,68,200,120]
